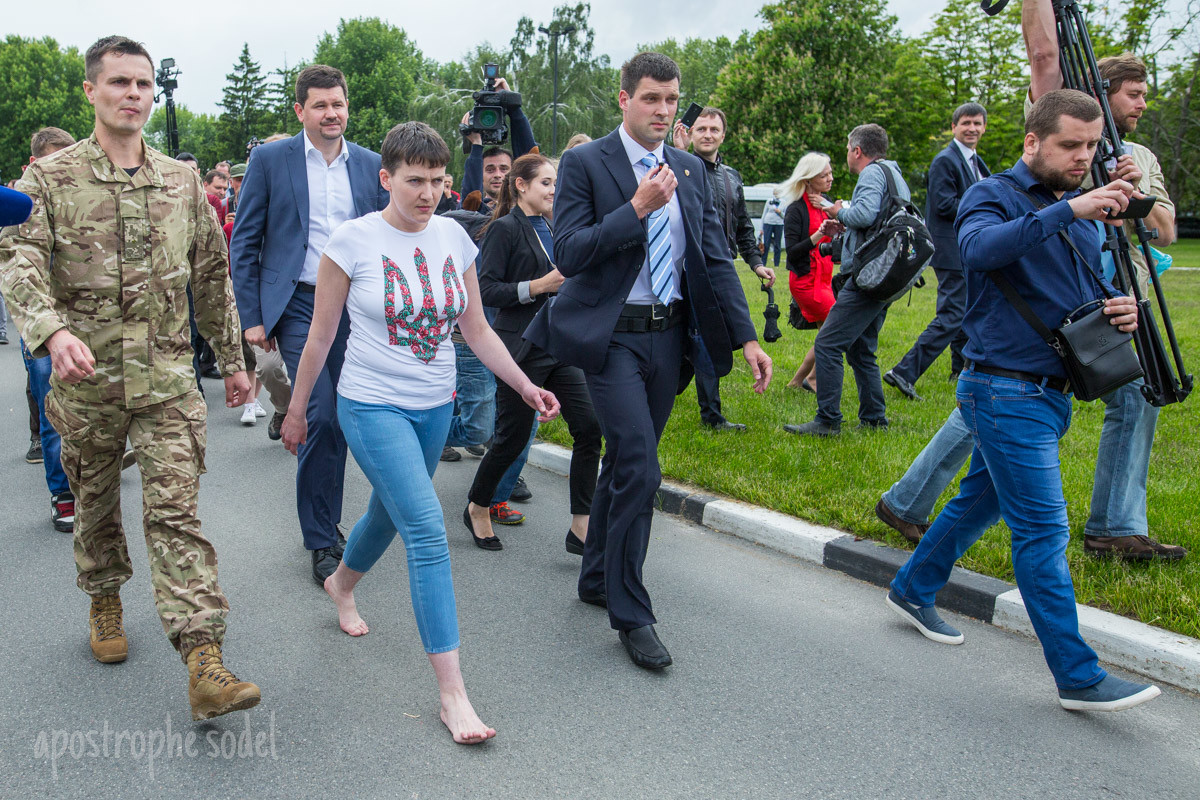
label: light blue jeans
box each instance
[882,407,973,525]
[891,370,1104,690]
[446,341,495,449]
[1085,379,1159,537]
[21,339,69,497]
[337,395,460,654]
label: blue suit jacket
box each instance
[524,127,757,384]
[230,133,388,336]
[925,142,989,271]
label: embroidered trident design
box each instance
[382,247,465,363]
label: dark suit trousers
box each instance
[579,324,685,631]
[274,289,352,551]
[814,280,889,428]
[468,347,602,515]
[694,370,726,426]
[893,266,968,384]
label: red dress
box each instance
[787,194,836,323]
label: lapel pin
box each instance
[684,169,690,177]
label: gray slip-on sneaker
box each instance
[1058,675,1161,712]
[886,589,965,645]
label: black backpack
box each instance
[851,162,935,303]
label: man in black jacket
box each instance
[672,107,774,431]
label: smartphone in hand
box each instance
[679,102,704,129]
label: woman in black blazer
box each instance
[463,154,602,554]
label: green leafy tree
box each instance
[217,43,271,160]
[313,17,425,152]
[146,104,223,168]
[0,36,92,182]
[636,34,751,112]
[264,62,305,138]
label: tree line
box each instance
[1,0,1197,215]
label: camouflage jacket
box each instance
[0,133,244,409]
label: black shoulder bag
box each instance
[988,182,1142,402]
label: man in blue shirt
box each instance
[887,89,1161,712]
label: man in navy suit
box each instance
[230,65,388,585]
[525,52,772,669]
[885,103,989,401]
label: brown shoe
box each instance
[875,499,929,545]
[89,594,128,663]
[186,643,262,721]
[1083,534,1187,562]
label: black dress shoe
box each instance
[330,527,348,560]
[883,369,923,401]
[463,506,502,551]
[201,365,222,380]
[783,420,840,437]
[704,419,747,432]
[619,625,672,669]
[578,590,607,608]
[565,531,585,555]
[312,547,340,586]
[509,475,532,502]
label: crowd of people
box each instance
[0,0,1184,740]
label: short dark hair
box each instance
[85,36,153,83]
[1097,52,1149,95]
[620,52,681,96]
[1025,89,1102,139]
[380,122,451,173]
[295,65,348,107]
[481,146,513,165]
[952,102,987,125]
[202,169,224,186]
[698,107,727,132]
[176,152,198,164]
[847,124,888,159]
[31,127,75,158]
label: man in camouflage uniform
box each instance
[0,35,261,720]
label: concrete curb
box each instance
[529,441,1200,693]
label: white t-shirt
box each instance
[322,212,477,409]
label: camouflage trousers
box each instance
[44,387,228,661]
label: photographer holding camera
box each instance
[459,66,537,215]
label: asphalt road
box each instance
[1,345,1198,799]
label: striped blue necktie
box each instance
[639,155,675,305]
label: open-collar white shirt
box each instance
[300,131,353,284]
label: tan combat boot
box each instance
[89,594,128,663]
[186,643,262,721]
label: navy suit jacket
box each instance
[524,127,757,386]
[925,142,989,271]
[230,133,389,337]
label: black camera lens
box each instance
[477,108,500,128]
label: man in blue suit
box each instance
[885,103,989,401]
[230,65,388,585]
[525,52,772,670]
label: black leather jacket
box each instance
[700,153,764,270]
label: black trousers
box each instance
[893,266,968,384]
[694,369,727,426]
[468,347,601,515]
[579,324,685,631]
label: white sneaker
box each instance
[240,404,256,426]
[254,399,267,418]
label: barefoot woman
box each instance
[282,122,559,744]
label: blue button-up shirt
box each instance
[957,159,1119,379]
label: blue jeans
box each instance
[762,223,784,268]
[337,395,460,654]
[446,341,495,448]
[494,421,537,503]
[21,340,69,497]
[1086,379,1159,537]
[890,370,1104,690]
[883,407,972,525]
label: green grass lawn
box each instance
[1166,237,1200,269]
[538,263,1200,639]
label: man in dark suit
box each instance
[525,52,772,670]
[885,102,989,401]
[230,65,388,585]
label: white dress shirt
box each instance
[952,137,982,183]
[300,131,354,284]
[618,124,684,305]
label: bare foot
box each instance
[324,573,368,636]
[440,690,496,745]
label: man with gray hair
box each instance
[885,102,990,402]
[786,123,907,437]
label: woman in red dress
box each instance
[781,152,843,391]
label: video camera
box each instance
[458,63,522,154]
[246,137,263,159]
[155,57,179,93]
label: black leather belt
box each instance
[966,362,1070,393]
[294,282,316,294]
[614,302,685,333]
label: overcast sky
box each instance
[9,0,943,115]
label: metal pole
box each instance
[551,35,560,156]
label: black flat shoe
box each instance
[565,531,585,555]
[578,590,607,608]
[312,546,340,586]
[463,506,502,551]
[619,625,672,669]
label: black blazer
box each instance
[477,206,554,362]
[925,142,990,271]
[523,127,758,386]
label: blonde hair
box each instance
[778,152,832,204]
